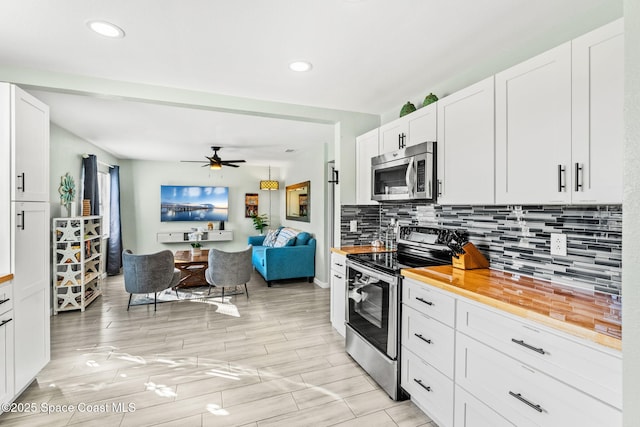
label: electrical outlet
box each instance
[550,233,567,256]
[350,220,358,232]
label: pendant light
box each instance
[260,166,279,190]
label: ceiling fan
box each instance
[182,146,246,169]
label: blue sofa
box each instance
[248,231,316,287]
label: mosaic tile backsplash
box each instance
[341,203,622,295]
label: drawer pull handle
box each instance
[0,298,9,305]
[414,333,432,344]
[509,391,543,413]
[0,318,12,328]
[413,378,432,392]
[415,297,433,306]
[336,263,344,267]
[511,339,546,355]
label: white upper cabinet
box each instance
[495,42,573,205]
[571,19,624,204]
[406,102,437,147]
[0,86,9,274]
[379,103,437,154]
[9,84,50,202]
[437,77,495,205]
[355,128,379,205]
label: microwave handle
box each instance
[406,156,416,198]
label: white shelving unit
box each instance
[52,216,103,314]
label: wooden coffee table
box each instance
[174,249,209,288]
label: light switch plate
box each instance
[550,233,567,256]
[349,220,358,232]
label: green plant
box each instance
[251,213,269,232]
[190,242,202,249]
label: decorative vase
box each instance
[191,248,202,257]
[65,201,76,217]
[422,93,438,107]
[399,101,417,117]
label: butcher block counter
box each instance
[0,273,13,284]
[331,245,394,256]
[402,266,621,350]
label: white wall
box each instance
[379,6,623,124]
[119,160,281,255]
[49,123,119,218]
[280,142,329,285]
[623,1,640,425]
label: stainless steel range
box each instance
[345,224,454,400]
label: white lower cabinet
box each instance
[400,277,622,427]
[456,332,621,427]
[0,281,14,407]
[402,304,454,378]
[401,348,454,427]
[330,253,346,336]
[454,385,514,427]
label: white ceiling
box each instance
[0,0,622,165]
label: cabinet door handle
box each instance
[0,318,12,328]
[414,333,432,344]
[416,297,433,306]
[574,163,583,191]
[509,391,544,413]
[557,164,566,192]
[437,179,442,197]
[0,298,9,305]
[17,210,25,230]
[511,338,546,355]
[413,378,432,392]
[17,172,25,192]
[335,263,343,267]
[333,274,343,279]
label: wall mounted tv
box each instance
[160,185,229,222]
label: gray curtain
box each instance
[107,166,123,275]
[82,154,100,215]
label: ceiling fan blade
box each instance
[223,163,240,168]
[181,160,209,163]
[221,160,246,163]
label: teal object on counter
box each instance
[399,101,416,117]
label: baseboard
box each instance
[314,278,329,288]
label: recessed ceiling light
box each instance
[86,20,125,38]
[289,61,313,72]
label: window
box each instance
[98,171,111,237]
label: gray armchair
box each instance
[205,246,252,300]
[122,249,181,311]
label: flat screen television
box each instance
[160,185,229,222]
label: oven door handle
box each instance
[346,260,398,286]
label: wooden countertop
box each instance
[331,246,395,256]
[402,266,622,351]
[0,274,13,284]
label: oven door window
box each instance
[347,270,389,355]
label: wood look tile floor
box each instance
[0,273,437,427]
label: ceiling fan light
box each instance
[210,162,222,170]
[260,180,279,190]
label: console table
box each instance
[157,230,233,243]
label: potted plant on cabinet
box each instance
[188,231,203,256]
[251,213,269,235]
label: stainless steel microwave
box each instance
[371,141,436,201]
